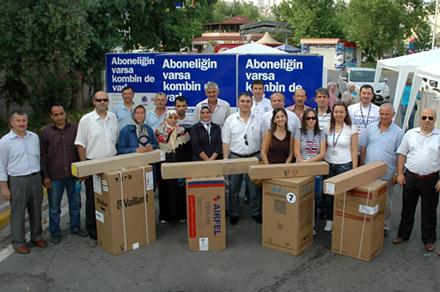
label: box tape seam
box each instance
[358,187,372,259]
[140,166,149,244]
[117,170,128,252]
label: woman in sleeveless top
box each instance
[261,108,294,164]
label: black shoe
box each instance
[230,216,239,225]
[88,232,97,240]
[71,229,88,237]
[252,215,262,224]
[50,235,62,245]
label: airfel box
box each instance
[332,179,388,261]
[94,166,156,255]
[262,176,314,256]
[186,176,226,251]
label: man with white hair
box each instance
[359,103,404,235]
[342,82,357,105]
[194,81,231,127]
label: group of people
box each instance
[0,79,439,256]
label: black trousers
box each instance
[397,171,439,244]
[84,176,96,234]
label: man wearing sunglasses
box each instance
[222,93,262,225]
[75,91,118,240]
[393,108,440,253]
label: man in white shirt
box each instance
[348,84,380,137]
[146,92,167,131]
[222,93,262,225]
[250,80,271,115]
[75,91,118,240]
[393,108,440,253]
[262,92,300,134]
[194,82,231,127]
[315,88,332,131]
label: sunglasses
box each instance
[421,116,434,121]
[95,98,109,103]
[306,116,317,121]
[244,134,249,146]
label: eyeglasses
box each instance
[306,117,317,121]
[95,98,108,103]
[244,134,249,146]
[421,116,434,121]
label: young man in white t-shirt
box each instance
[348,84,380,137]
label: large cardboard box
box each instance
[71,150,164,177]
[249,162,329,180]
[94,166,156,255]
[161,157,258,179]
[186,176,226,251]
[324,162,387,195]
[331,180,388,261]
[262,176,314,256]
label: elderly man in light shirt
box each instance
[194,81,231,128]
[0,111,47,254]
[75,91,118,240]
[359,103,404,236]
[223,93,262,225]
[262,92,300,135]
[393,108,440,253]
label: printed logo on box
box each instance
[286,192,297,204]
[116,196,145,210]
[212,195,222,236]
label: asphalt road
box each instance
[0,185,439,292]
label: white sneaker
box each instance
[160,220,167,224]
[313,228,317,236]
[324,220,333,232]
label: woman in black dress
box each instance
[189,104,222,161]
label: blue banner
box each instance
[237,55,323,107]
[106,53,157,93]
[155,54,237,106]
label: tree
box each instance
[209,0,260,22]
[273,0,344,45]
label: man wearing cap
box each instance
[393,108,440,252]
[0,111,47,254]
[75,91,118,240]
[222,93,262,225]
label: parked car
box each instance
[337,68,390,105]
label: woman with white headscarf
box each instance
[155,110,190,224]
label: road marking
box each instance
[0,203,69,263]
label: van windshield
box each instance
[350,71,375,82]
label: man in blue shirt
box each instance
[359,103,404,235]
[113,86,135,131]
[0,111,47,254]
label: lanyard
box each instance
[332,127,343,147]
[359,104,372,127]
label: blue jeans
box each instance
[228,153,262,217]
[325,162,353,220]
[48,177,81,235]
[314,175,323,214]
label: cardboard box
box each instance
[324,162,387,195]
[331,180,388,261]
[161,157,258,179]
[71,150,165,177]
[262,176,314,256]
[94,166,156,255]
[249,162,329,180]
[186,176,226,251]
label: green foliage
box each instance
[273,0,344,44]
[209,0,260,22]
